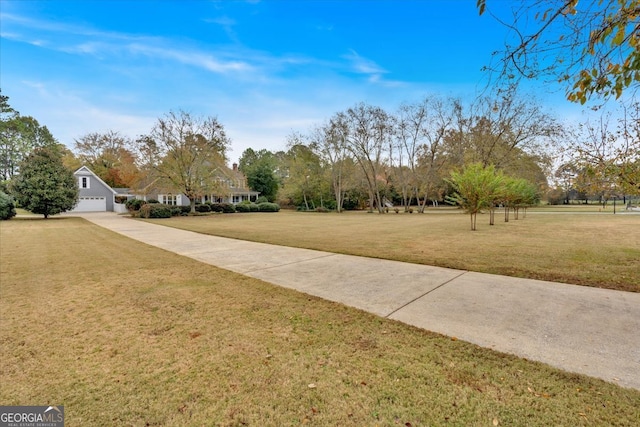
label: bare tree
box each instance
[570,104,640,204]
[340,103,392,213]
[450,89,560,175]
[308,118,352,212]
[136,110,230,213]
[395,96,454,213]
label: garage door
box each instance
[73,197,107,212]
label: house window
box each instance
[163,194,177,205]
[80,176,90,189]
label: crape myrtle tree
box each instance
[501,176,540,221]
[446,163,505,230]
[10,146,78,219]
[135,110,231,214]
[478,0,640,104]
[446,163,541,230]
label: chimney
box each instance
[232,163,238,171]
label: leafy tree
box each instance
[280,141,326,210]
[478,0,640,103]
[74,131,140,188]
[10,147,78,218]
[1,90,58,181]
[502,177,540,221]
[446,163,504,230]
[135,110,230,213]
[238,148,279,202]
[0,191,16,220]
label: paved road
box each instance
[77,212,640,390]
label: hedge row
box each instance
[236,202,280,212]
[138,204,185,218]
[125,199,279,217]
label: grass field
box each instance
[143,207,640,292]
[1,217,639,426]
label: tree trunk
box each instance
[471,212,477,231]
[303,192,310,211]
[418,190,428,213]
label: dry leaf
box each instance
[493,418,499,426]
[308,383,316,389]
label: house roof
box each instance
[113,188,132,195]
[74,165,118,195]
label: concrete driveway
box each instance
[77,212,640,390]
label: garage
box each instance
[73,196,107,212]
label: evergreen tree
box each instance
[0,191,16,220]
[10,147,78,218]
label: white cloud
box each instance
[343,49,387,75]
[127,43,253,73]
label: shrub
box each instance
[125,199,145,211]
[324,200,337,210]
[258,202,280,212]
[256,196,268,204]
[147,199,159,204]
[0,191,17,220]
[235,203,253,212]
[249,203,259,212]
[195,204,211,213]
[219,203,236,213]
[209,203,224,213]
[315,206,329,213]
[138,203,173,218]
[180,206,191,214]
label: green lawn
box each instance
[143,207,640,292]
[1,217,639,426]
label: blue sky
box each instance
[1,0,595,163]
